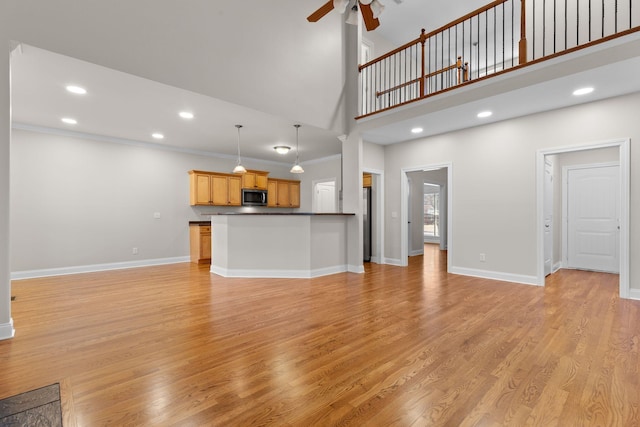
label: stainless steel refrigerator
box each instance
[363,187,372,262]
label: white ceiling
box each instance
[9,1,640,161]
[10,44,343,165]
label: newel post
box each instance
[419,28,426,97]
[519,0,527,64]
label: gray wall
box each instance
[381,92,640,289]
[10,128,308,274]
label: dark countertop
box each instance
[202,213,355,216]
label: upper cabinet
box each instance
[267,178,300,208]
[241,170,269,190]
[363,173,372,188]
[189,170,241,206]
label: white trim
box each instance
[450,266,540,286]
[383,257,403,266]
[0,318,15,341]
[369,256,381,264]
[552,261,563,274]
[211,264,351,278]
[629,289,640,301]
[410,249,424,256]
[10,256,190,280]
[401,163,453,273]
[347,264,365,274]
[11,123,342,168]
[536,138,630,297]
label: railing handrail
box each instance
[358,32,425,71]
[359,0,512,72]
[358,0,639,117]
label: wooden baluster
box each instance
[519,0,528,64]
[419,29,426,97]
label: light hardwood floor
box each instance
[2,245,639,426]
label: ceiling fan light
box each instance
[346,6,359,25]
[359,0,373,4]
[274,145,291,155]
[370,0,385,18]
[334,0,350,13]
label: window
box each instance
[424,184,440,238]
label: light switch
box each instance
[154,212,161,219]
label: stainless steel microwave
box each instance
[242,189,267,206]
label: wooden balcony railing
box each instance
[358,0,640,118]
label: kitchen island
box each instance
[206,213,356,278]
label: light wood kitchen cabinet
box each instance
[211,174,241,206]
[267,178,300,208]
[363,173,372,188]
[189,223,211,264]
[241,170,269,190]
[189,170,241,206]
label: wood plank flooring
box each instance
[1,245,639,426]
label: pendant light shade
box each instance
[233,124,247,174]
[290,124,304,174]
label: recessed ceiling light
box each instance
[477,111,492,118]
[61,117,77,125]
[573,87,594,96]
[274,145,291,155]
[179,111,194,119]
[152,133,165,140]
[66,85,87,95]
[411,127,423,134]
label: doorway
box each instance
[537,139,629,298]
[401,164,452,271]
[312,179,337,213]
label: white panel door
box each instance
[544,160,553,276]
[567,165,619,273]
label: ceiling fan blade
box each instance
[307,1,335,22]
[359,3,380,31]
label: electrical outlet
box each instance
[132,247,138,255]
[154,212,161,219]
[479,253,486,262]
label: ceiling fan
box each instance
[307,0,386,31]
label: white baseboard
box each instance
[11,256,190,280]
[369,256,381,264]
[409,249,424,256]
[552,262,563,273]
[450,266,541,286]
[348,264,365,274]
[629,288,640,301]
[383,258,404,266]
[0,318,15,340]
[211,264,351,279]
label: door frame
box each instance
[401,162,453,273]
[562,161,619,272]
[536,138,630,298]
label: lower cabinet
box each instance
[189,223,211,264]
[267,179,300,208]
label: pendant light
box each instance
[290,124,304,174]
[232,124,247,174]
